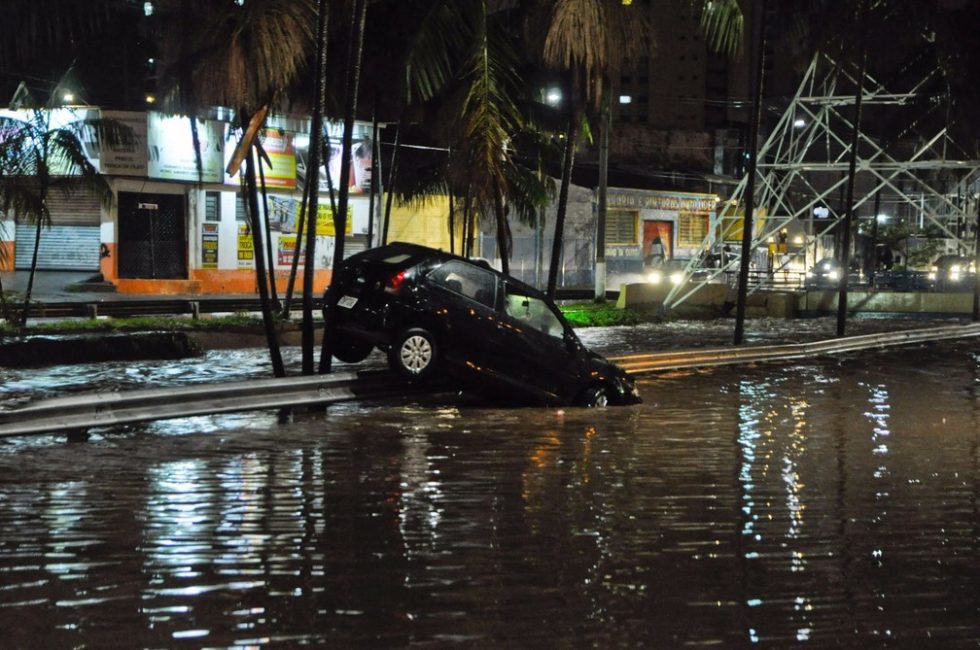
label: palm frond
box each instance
[695,0,744,58]
[404,0,478,103]
[155,0,316,113]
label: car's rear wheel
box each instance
[332,338,374,363]
[389,327,438,380]
[579,385,610,408]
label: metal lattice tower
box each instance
[664,53,980,309]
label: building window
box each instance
[677,212,709,247]
[205,191,221,222]
[235,195,247,221]
[606,210,639,244]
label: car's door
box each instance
[495,281,583,402]
[423,260,502,371]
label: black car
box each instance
[805,258,864,289]
[323,242,641,407]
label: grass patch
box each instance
[560,302,644,327]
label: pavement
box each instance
[0,270,257,303]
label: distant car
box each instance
[323,242,641,407]
[805,258,864,289]
[928,255,977,292]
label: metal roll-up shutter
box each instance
[46,184,102,226]
[14,224,100,270]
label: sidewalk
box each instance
[0,270,257,303]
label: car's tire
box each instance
[579,385,610,408]
[332,338,374,363]
[388,327,439,380]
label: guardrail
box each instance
[0,370,427,439]
[610,322,980,374]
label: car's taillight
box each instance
[384,270,407,294]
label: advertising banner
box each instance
[314,204,354,237]
[237,223,254,268]
[201,222,219,269]
[277,234,304,267]
[147,112,224,183]
[99,110,148,176]
[225,128,297,189]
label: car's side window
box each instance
[503,283,564,339]
[428,260,497,308]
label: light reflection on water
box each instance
[1,341,979,646]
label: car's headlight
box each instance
[927,271,937,281]
[827,270,839,281]
[646,270,663,284]
[669,272,685,285]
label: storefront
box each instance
[604,188,719,276]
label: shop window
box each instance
[205,191,221,222]
[677,212,709,248]
[605,210,638,244]
[235,195,247,221]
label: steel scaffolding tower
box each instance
[664,53,980,309]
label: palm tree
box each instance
[533,0,653,299]
[153,0,317,377]
[0,99,119,326]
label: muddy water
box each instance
[1,336,980,646]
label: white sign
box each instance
[147,112,225,183]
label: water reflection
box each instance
[2,343,980,646]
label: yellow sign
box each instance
[237,223,254,268]
[311,204,353,237]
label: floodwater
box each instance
[2,324,980,647]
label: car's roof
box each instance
[364,242,551,301]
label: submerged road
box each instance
[3,322,980,439]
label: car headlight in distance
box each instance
[669,271,685,285]
[827,270,839,281]
[647,270,663,284]
[927,271,936,281]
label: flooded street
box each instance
[2,324,980,646]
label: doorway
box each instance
[643,220,673,267]
[117,192,187,279]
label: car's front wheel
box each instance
[332,338,374,363]
[578,385,610,408]
[389,327,439,380]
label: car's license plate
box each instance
[337,295,358,309]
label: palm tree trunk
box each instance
[281,161,311,319]
[244,133,285,377]
[494,185,509,275]
[302,0,329,375]
[595,90,611,302]
[320,0,368,374]
[733,0,769,345]
[257,155,280,307]
[836,0,871,338]
[382,115,404,247]
[20,205,45,327]
[973,193,980,321]
[367,103,379,248]
[547,110,578,300]
[448,187,456,255]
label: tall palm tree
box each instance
[533,0,652,299]
[0,99,120,326]
[153,0,316,377]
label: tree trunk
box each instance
[19,204,45,327]
[382,116,404,246]
[494,186,509,275]
[302,0,329,374]
[320,0,368,374]
[366,104,379,248]
[243,130,285,377]
[257,155,280,307]
[733,0,770,345]
[281,160,311,318]
[836,0,871,338]
[547,110,578,300]
[595,91,611,302]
